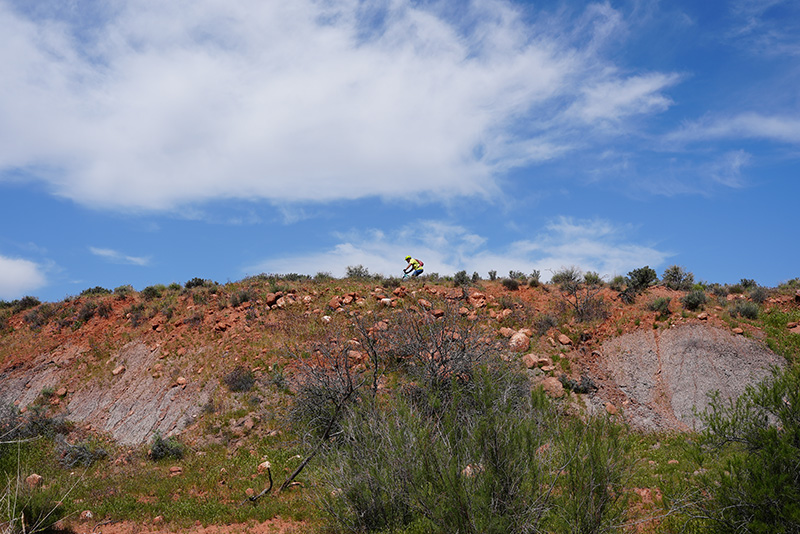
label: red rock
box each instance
[557,334,572,346]
[509,332,530,352]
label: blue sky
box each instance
[1,0,798,302]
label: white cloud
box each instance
[246,216,670,281]
[89,247,150,266]
[0,0,679,211]
[668,113,800,144]
[0,255,47,300]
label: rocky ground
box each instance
[1,277,798,532]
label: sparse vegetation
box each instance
[501,278,520,291]
[681,289,707,311]
[2,270,799,533]
[628,266,658,292]
[661,265,694,291]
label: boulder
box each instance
[509,332,530,353]
[557,334,573,346]
[540,377,565,398]
[499,327,516,338]
[25,473,42,488]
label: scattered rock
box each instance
[605,402,618,415]
[418,299,432,309]
[431,309,445,318]
[321,315,332,323]
[557,334,572,346]
[56,387,67,397]
[540,377,565,398]
[80,510,93,522]
[25,473,42,488]
[732,327,744,335]
[112,365,126,376]
[522,354,537,369]
[697,312,709,320]
[509,332,530,352]
[499,327,516,338]
[169,466,183,477]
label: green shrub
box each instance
[501,278,520,291]
[488,270,497,281]
[648,297,671,317]
[77,302,97,323]
[320,367,633,534]
[80,286,111,296]
[551,266,582,286]
[345,265,370,279]
[739,278,757,289]
[56,435,108,468]
[230,288,254,307]
[453,270,470,287]
[583,271,603,286]
[23,304,56,330]
[185,277,208,289]
[533,314,559,336]
[681,289,707,311]
[749,286,769,304]
[732,301,759,320]
[223,365,255,392]
[609,275,627,292]
[627,266,658,292]
[314,272,333,282]
[688,366,800,532]
[113,284,134,296]
[661,265,694,291]
[140,285,164,300]
[509,270,527,280]
[149,431,185,461]
[529,269,541,287]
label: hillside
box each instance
[1,273,800,533]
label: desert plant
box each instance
[558,284,609,323]
[648,297,671,318]
[739,278,757,289]
[223,366,255,392]
[551,266,582,286]
[686,366,800,532]
[314,271,333,282]
[140,285,164,300]
[185,277,208,289]
[609,275,627,292]
[731,301,759,320]
[509,270,527,280]
[661,265,694,291]
[627,266,658,292]
[345,265,370,279]
[681,290,707,311]
[488,270,497,281]
[453,270,470,287]
[501,278,520,291]
[749,286,769,304]
[56,435,108,468]
[583,271,603,286]
[80,286,111,296]
[471,272,481,282]
[149,431,185,461]
[230,288,254,307]
[529,269,541,287]
[533,313,559,336]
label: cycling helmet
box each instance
[405,255,411,261]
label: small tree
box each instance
[627,266,658,292]
[661,265,694,291]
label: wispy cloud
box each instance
[667,113,800,145]
[0,255,47,300]
[0,0,679,211]
[729,0,800,56]
[89,247,150,266]
[246,216,670,281]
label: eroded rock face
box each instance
[0,342,216,445]
[597,325,785,431]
